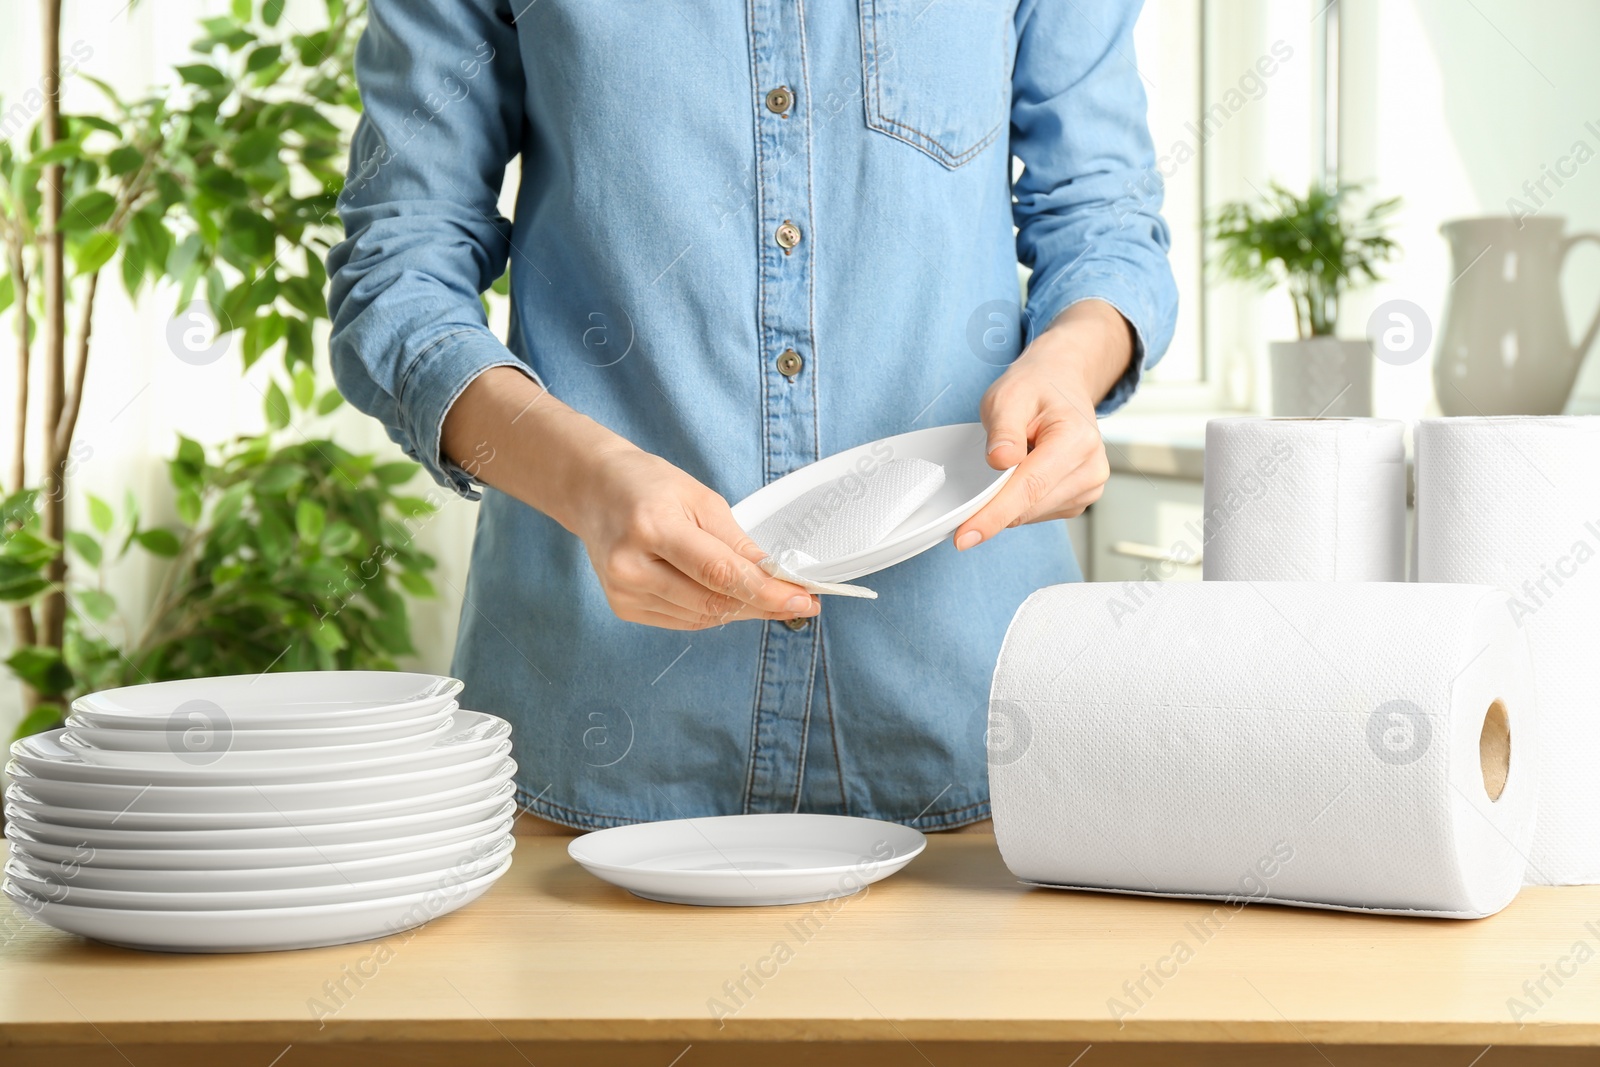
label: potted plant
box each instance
[1209,182,1400,417]
[2,0,447,739]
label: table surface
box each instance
[3,835,1599,1050]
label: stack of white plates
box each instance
[2,672,517,953]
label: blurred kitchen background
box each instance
[3,0,1598,738]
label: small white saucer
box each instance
[567,813,926,907]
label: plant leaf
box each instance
[65,531,103,567]
[86,494,114,534]
[265,379,291,429]
[135,528,183,557]
[295,498,326,541]
[176,64,228,87]
[12,704,65,741]
[60,190,116,231]
[76,588,116,621]
[5,646,74,697]
[73,230,119,276]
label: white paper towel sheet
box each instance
[1202,418,1407,582]
[1415,416,1600,886]
[749,457,945,564]
[988,581,1536,917]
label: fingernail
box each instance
[785,595,812,612]
[987,439,1013,455]
[955,530,982,551]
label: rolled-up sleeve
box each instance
[1010,0,1179,415]
[326,0,535,498]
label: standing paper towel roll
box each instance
[1202,417,1407,582]
[1416,416,1600,886]
[988,581,1536,917]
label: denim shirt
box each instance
[327,0,1177,830]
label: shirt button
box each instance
[765,86,793,115]
[783,616,810,631]
[776,221,801,253]
[776,349,804,378]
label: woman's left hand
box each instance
[954,299,1135,551]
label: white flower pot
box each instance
[1269,338,1374,417]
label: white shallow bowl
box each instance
[59,711,456,769]
[3,855,512,952]
[730,423,1014,584]
[10,712,510,786]
[10,827,513,893]
[6,811,516,870]
[5,770,513,831]
[7,792,516,852]
[62,702,455,751]
[568,813,926,907]
[3,749,514,814]
[6,835,514,911]
[71,671,464,730]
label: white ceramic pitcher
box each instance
[1436,216,1600,416]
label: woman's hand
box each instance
[442,367,819,631]
[568,446,821,630]
[954,300,1135,550]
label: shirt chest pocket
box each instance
[859,0,1014,169]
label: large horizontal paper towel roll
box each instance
[1203,417,1407,581]
[988,581,1536,917]
[1416,416,1600,886]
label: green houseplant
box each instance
[1209,181,1400,416]
[1,0,444,738]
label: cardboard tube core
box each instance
[1480,699,1511,802]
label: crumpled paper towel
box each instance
[988,580,1536,917]
[1416,415,1600,886]
[1202,417,1407,582]
[750,457,944,597]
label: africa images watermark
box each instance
[1106,840,1295,1027]
[1507,917,1600,1026]
[1505,116,1600,228]
[306,834,508,1029]
[704,839,898,1029]
[1114,40,1295,227]
[1102,436,1295,626]
[1502,517,1600,625]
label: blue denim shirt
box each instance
[327,0,1177,830]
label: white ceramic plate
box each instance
[730,423,1014,584]
[9,827,513,893]
[7,792,516,852]
[5,835,514,911]
[4,769,513,830]
[3,749,514,814]
[59,711,456,769]
[10,712,510,785]
[71,671,464,730]
[567,813,926,906]
[61,702,455,751]
[3,855,512,952]
[5,811,516,870]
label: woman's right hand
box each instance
[442,367,819,631]
[566,444,820,629]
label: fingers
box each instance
[954,422,1107,549]
[640,558,816,623]
[697,503,773,567]
[637,593,810,630]
[980,382,1039,472]
[655,521,818,616]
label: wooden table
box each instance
[3,836,1599,1066]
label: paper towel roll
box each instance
[1202,417,1407,582]
[988,581,1536,917]
[1415,416,1600,886]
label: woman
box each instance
[327,0,1177,833]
